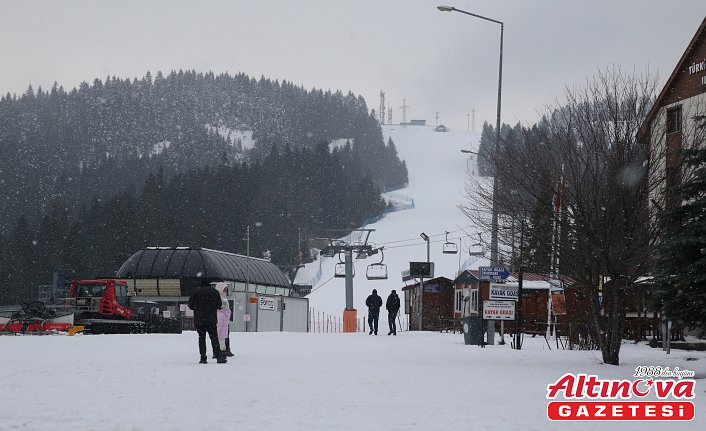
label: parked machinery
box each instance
[68,279,182,334]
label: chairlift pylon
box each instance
[442,231,458,254]
[366,247,388,280]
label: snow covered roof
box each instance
[452,269,572,290]
[401,276,453,291]
[115,247,291,288]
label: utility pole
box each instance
[379,91,386,125]
[419,233,430,331]
[472,108,476,133]
[514,215,525,350]
[388,107,393,125]
[467,113,470,132]
[244,225,251,332]
[400,98,409,125]
[245,225,250,292]
[297,227,302,264]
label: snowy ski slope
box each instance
[297,125,490,328]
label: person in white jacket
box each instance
[214,282,234,358]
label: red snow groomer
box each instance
[68,279,182,334]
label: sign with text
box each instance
[489,284,518,301]
[409,262,434,278]
[258,296,276,311]
[478,266,510,281]
[688,58,705,75]
[483,300,515,320]
[551,290,567,315]
[423,283,442,293]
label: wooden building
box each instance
[639,16,706,210]
[451,270,588,338]
[401,276,454,331]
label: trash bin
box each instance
[461,315,483,345]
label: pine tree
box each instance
[478,122,495,176]
[653,148,706,330]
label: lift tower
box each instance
[320,229,377,332]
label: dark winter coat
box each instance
[386,292,401,314]
[366,293,383,317]
[188,285,222,326]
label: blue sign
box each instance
[423,283,442,293]
[478,266,510,281]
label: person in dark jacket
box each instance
[365,289,383,335]
[386,290,401,335]
[188,282,226,364]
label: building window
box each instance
[456,286,479,315]
[666,107,682,134]
[469,288,479,314]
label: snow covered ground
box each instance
[297,125,489,328]
[3,125,702,430]
[0,332,703,430]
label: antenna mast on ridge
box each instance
[400,98,409,125]
[379,91,386,125]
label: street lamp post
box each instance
[438,5,503,265]
[419,232,430,331]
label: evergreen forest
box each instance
[0,70,407,304]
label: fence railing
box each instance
[308,308,408,333]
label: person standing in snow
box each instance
[214,282,234,359]
[365,289,383,335]
[188,281,226,364]
[386,290,401,336]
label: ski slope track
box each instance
[297,125,489,329]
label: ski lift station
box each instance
[115,247,309,332]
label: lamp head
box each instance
[437,5,455,12]
[420,232,429,241]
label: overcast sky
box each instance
[1,1,704,132]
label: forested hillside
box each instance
[0,70,407,304]
[0,70,407,232]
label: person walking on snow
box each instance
[386,290,401,335]
[188,281,227,364]
[366,289,383,335]
[214,282,234,359]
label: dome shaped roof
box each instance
[116,247,290,288]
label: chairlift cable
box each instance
[374,225,475,247]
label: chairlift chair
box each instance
[334,254,354,278]
[366,248,388,280]
[442,231,458,254]
[468,243,485,256]
[468,233,485,256]
[321,247,336,258]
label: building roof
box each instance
[401,276,453,291]
[452,269,572,288]
[638,16,706,142]
[115,247,291,288]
